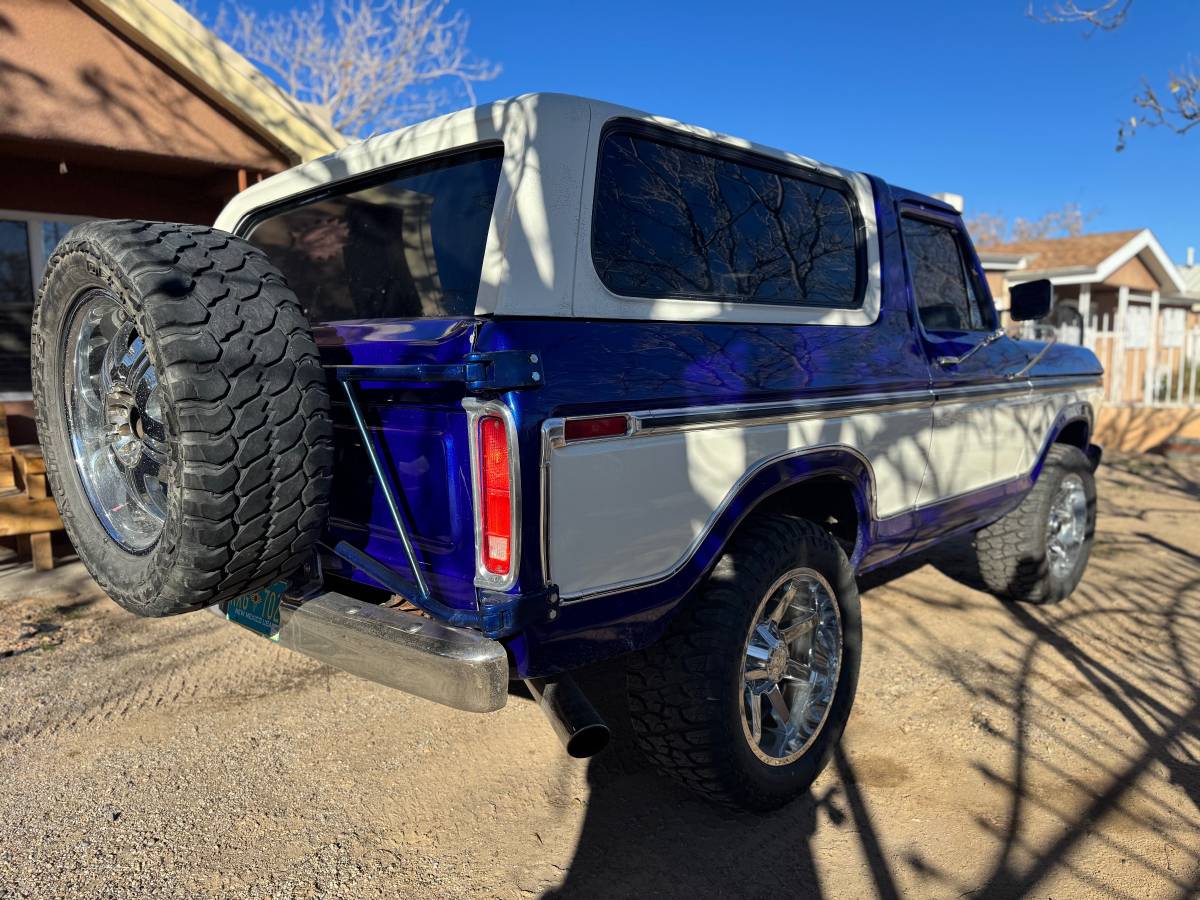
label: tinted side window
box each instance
[247,147,503,322]
[901,216,993,332]
[592,130,861,308]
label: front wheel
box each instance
[626,515,862,811]
[973,443,1096,604]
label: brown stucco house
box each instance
[978,230,1198,405]
[978,229,1191,332]
[0,0,345,401]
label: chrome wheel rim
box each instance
[63,290,172,552]
[1047,473,1087,580]
[740,567,843,766]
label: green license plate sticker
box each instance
[226,581,288,639]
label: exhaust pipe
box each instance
[525,673,610,759]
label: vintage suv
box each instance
[32,94,1102,810]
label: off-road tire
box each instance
[626,515,862,811]
[32,220,334,617]
[973,444,1096,604]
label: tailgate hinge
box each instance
[462,350,544,393]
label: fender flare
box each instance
[1031,401,1095,483]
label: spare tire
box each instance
[31,220,334,617]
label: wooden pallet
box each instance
[0,416,62,571]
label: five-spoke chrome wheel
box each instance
[1046,473,1087,580]
[741,568,843,766]
[64,290,173,552]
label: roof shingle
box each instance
[982,229,1143,272]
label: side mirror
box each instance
[1009,279,1052,321]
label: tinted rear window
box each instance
[592,128,862,308]
[247,146,503,321]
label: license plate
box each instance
[226,581,288,639]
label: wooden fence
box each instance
[1022,318,1200,408]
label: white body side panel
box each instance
[547,405,933,599]
[915,387,1098,504]
[917,392,1034,501]
[546,386,1099,601]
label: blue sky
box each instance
[204,0,1200,260]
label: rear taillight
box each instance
[478,415,512,576]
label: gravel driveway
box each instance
[1,454,1197,899]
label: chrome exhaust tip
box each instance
[525,673,611,759]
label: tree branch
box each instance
[1117,61,1200,150]
[1027,0,1133,34]
[206,0,499,138]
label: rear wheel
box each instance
[32,220,334,617]
[626,515,861,811]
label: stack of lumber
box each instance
[0,414,62,571]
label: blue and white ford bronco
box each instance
[32,94,1102,810]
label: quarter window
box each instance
[901,216,994,332]
[592,129,862,308]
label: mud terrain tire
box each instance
[973,444,1096,604]
[32,220,333,617]
[626,515,861,811]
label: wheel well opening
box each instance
[757,476,862,559]
[1055,419,1090,450]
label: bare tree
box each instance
[966,203,1095,247]
[208,0,498,138]
[1028,1,1198,150]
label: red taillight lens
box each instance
[564,415,629,443]
[479,415,512,576]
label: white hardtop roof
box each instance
[215,93,850,231]
[214,93,882,327]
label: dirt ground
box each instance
[1,454,1197,899]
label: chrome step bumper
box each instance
[210,591,509,713]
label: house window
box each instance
[1162,307,1187,349]
[1124,305,1151,349]
[0,220,33,306]
[0,210,92,397]
[42,221,79,261]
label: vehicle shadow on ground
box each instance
[543,519,1200,899]
[536,641,905,899]
[538,726,893,900]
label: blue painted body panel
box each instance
[308,178,1103,678]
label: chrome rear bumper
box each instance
[211,591,509,713]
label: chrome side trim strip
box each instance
[543,389,935,450]
[934,375,1101,405]
[1027,374,1103,393]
